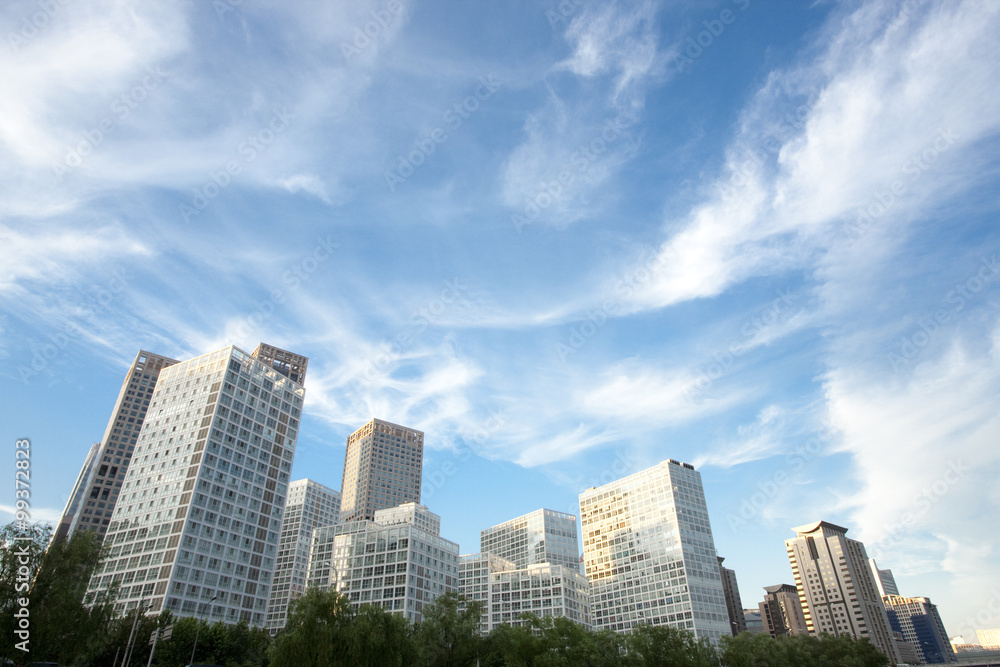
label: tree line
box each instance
[2,522,889,666]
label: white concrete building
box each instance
[307,503,458,623]
[84,343,306,627]
[265,479,340,634]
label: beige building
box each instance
[56,350,178,542]
[786,521,901,664]
[339,419,423,523]
[759,583,808,637]
[977,629,1000,649]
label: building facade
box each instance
[785,521,901,664]
[84,343,306,627]
[265,479,340,634]
[459,552,516,631]
[718,557,746,635]
[307,503,458,624]
[869,558,900,597]
[759,583,809,637]
[480,508,579,571]
[884,595,956,663]
[976,629,1000,649]
[579,459,730,642]
[339,419,423,523]
[56,350,178,541]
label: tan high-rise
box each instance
[785,521,901,664]
[339,418,423,522]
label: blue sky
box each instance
[2,0,999,640]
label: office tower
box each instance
[480,508,579,571]
[56,351,178,541]
[339,419,423,523]
[786,521,901,664]
[882,595,955,663]
[869,558,900,597]
[84,343,307,628]
[579,459,730,641]
[265,479,340,634]
[459,553,590,633]
[53,442,102,543]
[977,629,1000,649]
[759,583,809,637]
[307,502,458,623]
[459,552,516,632]
[718,557,746,635]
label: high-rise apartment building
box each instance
[84,343,306,627]
[339,419,423,523]
[579,459,730,641]
[786,521,901,664]
[869,558,900,597]
[883,595,955,663]
[759,583,809,637]
[56,351,178,541]
[265,479,340,634]
[718,557,746,635]
[53,442,102,543]
[480,508,579,571]
[306,503,457,623]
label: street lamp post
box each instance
[189,594,218,666]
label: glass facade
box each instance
[579,459,730,642]
[480,508,579,571]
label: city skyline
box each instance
[3,0,999,642]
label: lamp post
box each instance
[189,594,218,666]
[321,561,338,592]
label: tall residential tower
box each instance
[786,521,901,664]
[55,351,178,542]
[339,418,423,523]
[84,343,306,627]
[265,479,340,634]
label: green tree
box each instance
[0,522,51,662]
[625,624,721,667]
[348,603,417,666]
[720,631,891,667]
[268,588,353,666]
[415,592,484,666]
